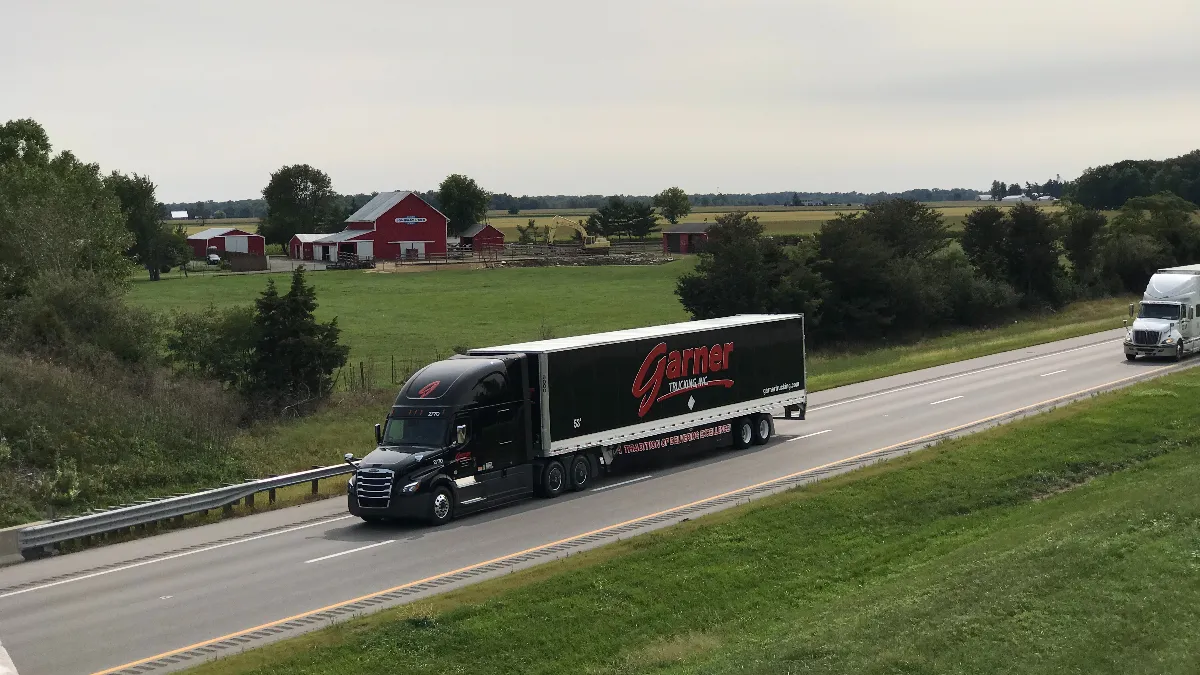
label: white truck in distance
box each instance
[1124,264,1200,361]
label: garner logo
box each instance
[631,341,735,418]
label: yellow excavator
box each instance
[549,215,611,254]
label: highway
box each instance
[0,328,1188,675]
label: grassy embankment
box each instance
[188,358,1200,675]
[125,263,1131,482]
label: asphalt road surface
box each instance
[0,328,1187,675]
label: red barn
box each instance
[187,227,265,259]
[456,223,506,251]
[662,222,710,254]
[296,191,450,262]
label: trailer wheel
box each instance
[734,418,754,449]
[569,454,592,491]
[543,460,567,498]
[428,486,455,526]
[753,415,772,445]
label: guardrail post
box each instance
[223,503,234,516]
[268,487,277,504]
[312,466,321,494]
[245,492,255,509]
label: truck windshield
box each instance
[382,418,447,447]
[1139,303,1181,320]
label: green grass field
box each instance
[187,360,1200,675]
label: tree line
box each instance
[678,194,1200,346]
[1067,150,1200,210]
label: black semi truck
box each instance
[346,314,806,524]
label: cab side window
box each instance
[1190,307,1195,320]
[470,372,508,406]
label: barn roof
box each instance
[291,233,326,243]
[664,222,712,234]
[345,191,450,224]
[314,229,372,244]
[187,227,235,240]
[459,223,500,237]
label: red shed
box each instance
[289,233,325,260]
[187,227,265,259]
[457,223,506,251]
[300,191,449,261]
[662,222,711,254]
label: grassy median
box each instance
[188,363,1200,675]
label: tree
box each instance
[989,181,1007,201]
[626,201,660,239]
[1110,192,1200,266]
[1059,204,1107,288]
[437,174,490,236]
[0,121,132,302]
[246,267,349,409]
[587,196,629,239]
[212,209,227,219]
[107,172,187,281]
[1007,182,1024,196]
[259,164,340,245]
[0,119,51,166]
[960,206,1010,280]
[676,212,825,322]
[507,206,520,215]
[653,187,691,225]
[1002,203,1066,306]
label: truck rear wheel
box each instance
[543,460,567,498]
[753,415,772,445]
[734,418,754,449]
[569,454,592,491]
[428,486,455,526]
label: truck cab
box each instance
[347,354,536,525]
[1125,266,1200,361]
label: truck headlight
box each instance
[402,481,420,493]
[1164,337,1175,345]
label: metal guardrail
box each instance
[16,464,353,556]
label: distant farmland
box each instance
[176,203,1053,241]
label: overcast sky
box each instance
[3,0,1199,202]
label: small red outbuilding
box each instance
[187,227,265,259]
[457,223,506,251]
[661,222,711,254]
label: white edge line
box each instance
[786,429,832,442]
[930,396,964,405]
[0,638,17,675]
[809,339,1118,412]
[0,515,355,600]
[304,540,394,565]
[1040,369,1068,377]
[592,475,654,492]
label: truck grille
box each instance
[1133,330,1160,346]
[355,468,394,508]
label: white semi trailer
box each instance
[1124,264,1200,361]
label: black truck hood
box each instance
[358,446,440,471]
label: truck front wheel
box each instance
[428,486,455,526]
[543,460,567,498]
[734,418,754,449]
[569,454,592,491]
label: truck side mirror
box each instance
[374,423,382,445]
[1123,319,1128,327]
[455,424,468,446]
[343,452,357,467]
[1129,303,1135,318]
